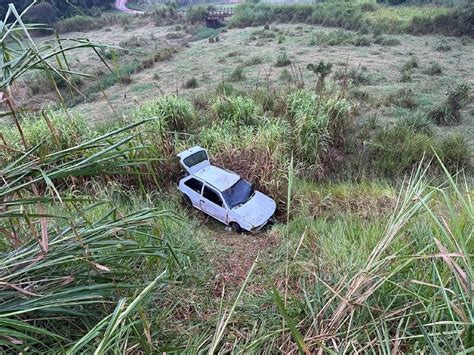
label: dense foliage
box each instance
[1,0,114,21]
[230,2,474,37]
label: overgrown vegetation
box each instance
[230,2,474,37]
[1,2,473,353]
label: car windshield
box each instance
[183,150,208,168]
[222,178,255,208]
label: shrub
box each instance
[26,2,57,24]
[275,52,291,67]
[427,83,471,125]
[229,66,246,82]
[423,61,443,76]
[153,47,178,62]
[307,60,333,92]
[385,88,417,109]
[136,95,196,132]
[434,40,452,52]
[280,69,292,83]
[408,4,474,37]
[54,16,99,33]
[288,90,352,164]
[183,77,199,89]
[215,82,236,96]
[396,112,433,135]
[212,95,261,127]
[245,56,263,66]
[369,127,435,176]
[439,134,471,171]
[353,35,371,47]
[1,112,90,158]
[186,6,207,23]
[195,27,220,40]
[334,66,372,86]
[373,35,400,46]
[402,56,419,71]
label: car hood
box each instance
[232,191,276,228]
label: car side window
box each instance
[202,186,224,207]
[184,178,203,193]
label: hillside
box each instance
[0,1,473,353]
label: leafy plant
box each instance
[307,60,333,92]
[275,52,291,67]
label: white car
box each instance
[177,146,276,233]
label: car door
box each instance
[183,177,203,208]
[200,185,228,223]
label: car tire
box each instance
[182,194,192,207]
[230,222,242,233]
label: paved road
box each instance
[114,0,143,14]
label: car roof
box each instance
[177,146,206,160]
[192,165,240,192]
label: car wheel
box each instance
[230,222,242,233]
[182,194,192,207]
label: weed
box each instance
[353,35,371,46]
[427,83,471,125]
[275,52,291,67]
[280,69,292,83]
[385,88,418,109]
[402,56,419,71]
[245,56,263,66]
[212,95,261,127]
[396,111,433,135]
[136,95,196,132]
[183,77,199,89]
[229,66,246,82]
[334,66,372,86]
[423,61,443,76]
[439,134,471,170]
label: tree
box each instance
[26,2,58,24]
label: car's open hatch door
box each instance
[177,146,210,174]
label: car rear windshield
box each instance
[222,178,254,209]
[183,150,208,168]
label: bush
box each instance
[26,2,57,24]
[396,112,433,135]
[215,82,236,96]
[373,35,400,46]
[186,6,207,23]
[245,56,263,66]
[275,52,291,67]
[370,127,435,176]
[212,95,261,127]
[288,90,352,164]
[439,134,471,171]
[333,66,372,86]
[423,61,443,76]
[408,4,474,37]
[183,77,199,89]
[136,95,196,132]
[195,27,220,40]
[1,112,90,159]
[385,88,418,109]
[353,35,371,46]
[427,84,471,125]
[229,66,246,82]
[402,56,419,71]
[153,47,178,62]
[54,16,100,33]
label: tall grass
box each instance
[0,120,188,352]
[229,2,472,37]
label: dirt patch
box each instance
[209,229,279,297]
